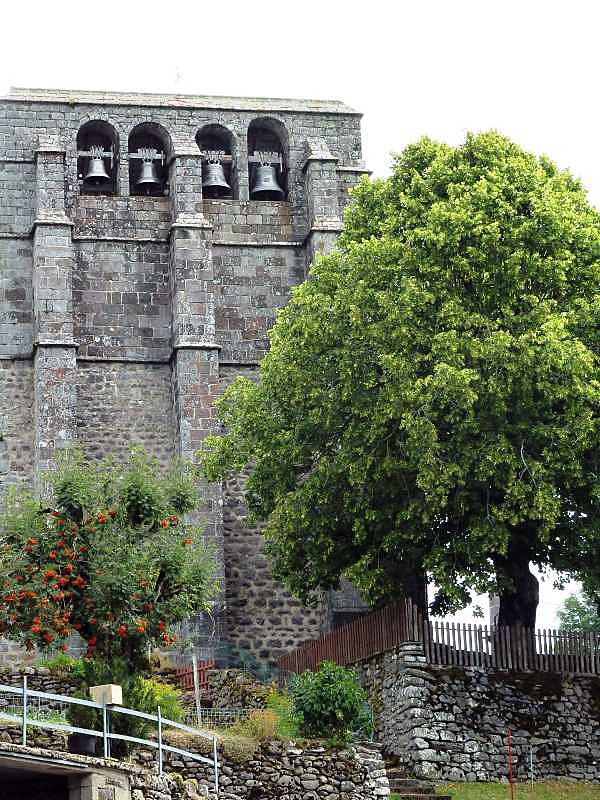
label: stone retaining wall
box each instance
[0,665,77,695]
[135,739,389,800]
[355,642,600,783]
[0,720,389,799]
[0,666,389,800]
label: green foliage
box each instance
[128,676,184,724]
[227,690,301,742]
[199,131,600,622]
[558,592,600,633]
[229,708,279,740]
[0,447,218,671]
[224,687,299,739]
[67,656,185,755]
[266,688,301,738]
[36,653,86,684]
[290,661,373,743]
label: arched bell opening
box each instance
[128,123,172,197]
[247,117,288,201]
[196,124,236,200]
[76,120,118,195]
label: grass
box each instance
[403,783,600,799]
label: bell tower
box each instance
[0,87,369,664]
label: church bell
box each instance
[84,155,110,185]
[250,164,284,199]
[136,160,161,188]
[202,162,231,198]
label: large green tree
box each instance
[201,132,600,627]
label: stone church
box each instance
[0,87,369,664]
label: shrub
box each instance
[290,661,373,744]
[0,447,217,672]
[220,733,259,763]
[128,677,184,723]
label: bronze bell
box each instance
[136,160,161,188]
[84,155,110,184]
[202,162,231,198]
[250,164,284,199]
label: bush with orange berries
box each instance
[0,447,218,673]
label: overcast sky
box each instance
[1,0,593,625]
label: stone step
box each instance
[392,795,451,800]
[396,792,452,800]
[388,776,435,792]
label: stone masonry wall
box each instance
[356,642,600,783]
[0,359,34,495]
[74,240,171,360]
[0,87,367,662]
[76,361,176,466]
[222,470,323,664]
[0,237,34,357]
[219,365,325,663]
[213,244,305,364]
[73,196,172,241]
[134,739,389,800]
[0,161,35,235]
[0,738,387,800]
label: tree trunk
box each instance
[494,532,539,628]
[404,570,428,620]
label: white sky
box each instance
[0,0,592,626]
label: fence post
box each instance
[102,704,108,758]
[157,705,163,775]
[213,734,219,795]
[22,675,27,746]
[106,705,111,759]
[192,651,202,728]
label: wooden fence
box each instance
[424,620,600,674]
[278,600,420,673]
[278,599,600,676]
[175,659,216,693]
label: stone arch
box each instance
[76,119,119,195]
[196,123,238,199]
[127,122,173,197]
[247,116,289,200]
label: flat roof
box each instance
[4,87,360,116]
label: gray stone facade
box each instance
[0,87,369,661]
[356,642,600,784]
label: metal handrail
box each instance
[0,678,219,793]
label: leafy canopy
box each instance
[0,448,218,670]
[558,592,600,634]
[201,132,600,616]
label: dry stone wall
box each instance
[356,642,600,784]
[134,740,389,800]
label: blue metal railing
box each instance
[0,677,219,793]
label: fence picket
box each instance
[276,599,600,677]
[467,624,473,667]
